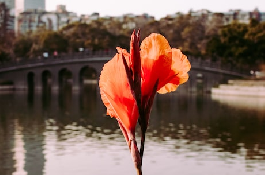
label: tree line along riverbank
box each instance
[0,16,264,72]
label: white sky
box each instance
[46,0,265,20]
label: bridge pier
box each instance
[13,71,27,91]
[35,73,42,91]
[72,72,80,91]
[51,73,59,91]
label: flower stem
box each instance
[136,167,142,175]
[139,129,146,161]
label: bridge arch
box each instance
[0,55,249,92]
[59,68,73,90]
[79,66,97,87]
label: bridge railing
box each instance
[0,50,117,69]
[0,51,250,76]
[188,56,250,75]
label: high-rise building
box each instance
[1,0,46,33]
[0,1,15,32]
[0,0,15,15]
[0,0,45,16]
[0,0,14,8]
[16,0,45,16]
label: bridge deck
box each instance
[0,53,250,78]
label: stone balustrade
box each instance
[212,80,265,97]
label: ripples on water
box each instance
[0,85,265,175]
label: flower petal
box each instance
[99,52,138,131]
[157,48,191,94]
[140,33,172,97]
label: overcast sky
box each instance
[46,0,265,19]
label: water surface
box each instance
[0,85,265,175]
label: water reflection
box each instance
[42,86,51,111]
[80,84,97,114]
[0,87,265,175]
[13,119,27,175]
[151,93,265,159]
[58,84,72,113]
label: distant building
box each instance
[0,0,15,15]
[0,0,46,33]
[165,8,265,25]
[0,0,14,7]
[0,0,46,16]
[0,2,15,34]
[228,8,265,24]
[260,12,265,22]
[251,8,260,21]
[56,6,79,29]
[79,13,99,24]
[135,13,155,27]
[15,0,46,16]
[17,10,56,34]
[118,13,154,29]
[13,4,265,35]
[56,5,66,13]
[223,12,234,25]
[17,5,81,34]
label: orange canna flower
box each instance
[140,33,191,124]
[99,30,190,174]
[99,48,139,135]
[99,32,142,172]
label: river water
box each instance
[0,84,265,175]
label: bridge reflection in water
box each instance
[0,85,264,175]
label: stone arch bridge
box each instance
[0,52,249,92]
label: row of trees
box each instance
[0,3,15,63]
[9,22,131,59]
[0,14,264,70]
[206,20,265,69]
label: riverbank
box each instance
[211,79,265,97]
